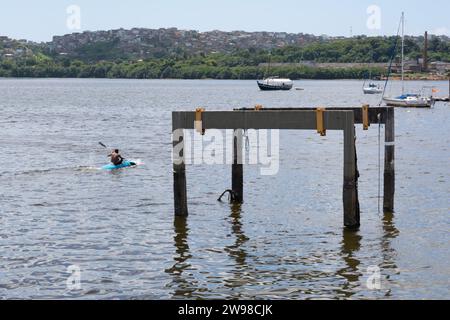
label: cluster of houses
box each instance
[0,36,35,58]
[49,28,322,57]
[44,28,450,75]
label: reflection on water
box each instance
[337,229,362,298]
[380,212,400,297]
[165,216,194,299]
[225,204,249,268]
[167,204,252,299]
[335,211,400,299]
[223,203,252,295]
[382,212,400,248]
[165,200,409,299]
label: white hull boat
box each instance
[257,77,293,91]
[363,84,383,94]
[383,13,434,109]
[383,94,434,108]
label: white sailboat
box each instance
[363,68,383,94]
[257,77,294,91]
[382,12,434,108]
[257,53,293,91]
[383,93,433,107]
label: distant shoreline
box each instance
[0,75,448,81]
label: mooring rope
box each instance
[243,110,250,152]
[218,189,237,202]
[244,129,250,152]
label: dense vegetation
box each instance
[1,36,449,79]
[269,36,450,63]
[0,57,384,79]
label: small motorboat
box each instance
[363,83,383,94]
[257,77,293,91]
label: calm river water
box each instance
[0,79,448,299]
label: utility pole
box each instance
[401,12,405,95]
[423,31,428,72]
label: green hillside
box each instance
[1,35,449,79]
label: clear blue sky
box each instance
[1,0,449,42]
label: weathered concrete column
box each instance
[173,113,188,216]
[343,113,360,228]
[383,107,395,213]
[232,129,244,203]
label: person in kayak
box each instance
[108,149,124,165]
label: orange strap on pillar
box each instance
[362,104,370,130]
[195,107,205,135]
[254,104,263,111]
[316,107,326,136]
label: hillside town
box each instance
[48,28,323,57]
[1,28,450,77]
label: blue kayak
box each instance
[102,160,136,171]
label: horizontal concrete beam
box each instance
[172,110,355,130]
[235,107,390,124]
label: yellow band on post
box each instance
[195,107,205,135]
[362,105,370,130]
[316,107,326,136]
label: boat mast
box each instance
[401,12,405,95]
[266,51,272,79]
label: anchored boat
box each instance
[363,67,383,94]
[257,52,293,91]
[382,12,434,108]
[383,94,434,107]
[363,82,383,94]
[257,77,294,91]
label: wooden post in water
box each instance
[172,113,188,216]
[343,113,360,228]
[383,107,395,213]
[232,129,244,203]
